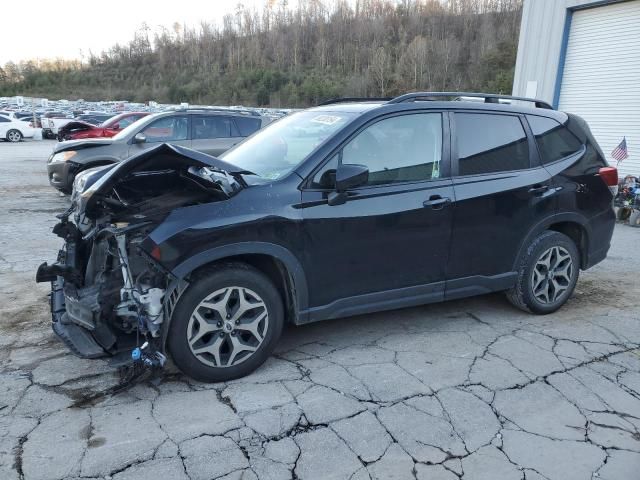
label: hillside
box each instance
[0,0,523,107]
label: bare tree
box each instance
[0,0,524,106]
[370,46,391,96]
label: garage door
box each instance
[558,0,640,176]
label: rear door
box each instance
[191,115,243,156]
[128,115,191,156]
[446,111,556,298]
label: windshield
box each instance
[221,110,357,180]
[112,114,155,140]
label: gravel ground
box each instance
[1,141,639,480]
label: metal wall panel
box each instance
[558,1,640,174]
[514,0,639,174]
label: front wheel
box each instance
[506,231,580,314]
[168,263,284,382]
[6,129,22,142]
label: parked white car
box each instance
[40,116,74,139]
[0,114,35,142]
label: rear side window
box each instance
[234,116,262,137]
[0,116,9,123]
[456,113,529,176]
[192,116,239,140]
[526,115,583,164]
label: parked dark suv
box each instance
[46,108,270,193]
[36,92,618,382]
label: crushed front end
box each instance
[36,144,245,366]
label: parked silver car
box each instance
[47,108,272,193]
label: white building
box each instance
[512,0,640,175]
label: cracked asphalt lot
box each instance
[1,142,640,480]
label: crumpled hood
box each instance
[78,143,249,215]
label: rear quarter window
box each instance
[234,116,262,137]
[526,115,583,164]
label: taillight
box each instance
[598,166,618,195]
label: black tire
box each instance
[506,231,580,314]
[168,262,284,382]
[6,129,22,142]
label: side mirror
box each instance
[111,123,120,130]
[328,163,369,206]
[133,132,147,144]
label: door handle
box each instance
[528,185,549,195]
[423,196,451,210]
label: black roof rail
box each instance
[318,97,392,106]
[387,92,553,110]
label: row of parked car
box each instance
[0,98,289,143]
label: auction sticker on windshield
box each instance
[311,115,343,125]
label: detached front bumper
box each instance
[36,240,108,359]
[47,277,107,358]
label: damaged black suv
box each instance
[37,92,618,382]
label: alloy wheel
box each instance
[7,130,21,142]
[531,246,574,304]
[187,286,269,368]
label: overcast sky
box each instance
[1,0,271,64]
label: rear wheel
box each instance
[168,263,284,382]
[6,129,22,142]
[507,231,580,314]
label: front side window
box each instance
[193,116,238,140]
[141,116,188,142]
[340,113,443,186]
[456,113,529,176]
[527,115,582,164]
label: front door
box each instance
[300,112,454,318]
[446,111,557,297]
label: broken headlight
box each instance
[50,151,77,163]
[73,164,113,195]
[73,170,91,194]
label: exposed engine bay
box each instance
[36,144,247,365]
